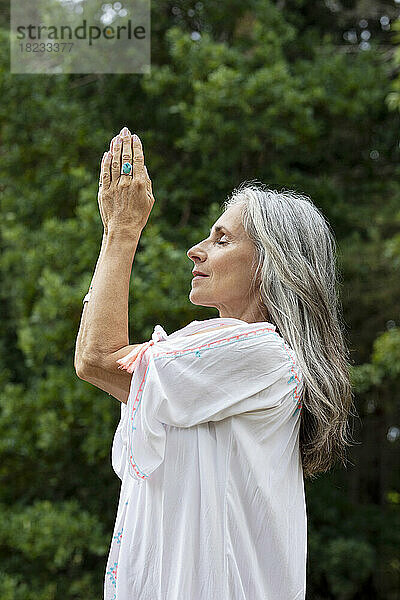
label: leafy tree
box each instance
[0,1,399,597]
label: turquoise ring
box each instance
[122,161,132,175]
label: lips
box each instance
[192,271,209,277]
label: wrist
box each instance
[106,225,143,242]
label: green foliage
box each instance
[0,500,106,599]
[306,475,400,600]
[0,1,399,598]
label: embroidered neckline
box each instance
[168,318,276,340]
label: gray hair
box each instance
[222,180,357,480]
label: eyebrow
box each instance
[209,225,232,236]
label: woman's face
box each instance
[187,203,266,323]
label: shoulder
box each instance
[186,324,238,337]
[197,322,290,366]
[245,327,292,364]
[158,320,294,367]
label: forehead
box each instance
[212,203,244,233]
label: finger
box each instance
[98,153,108,227]
[144,165,153,197]
[111,136,122,183]
[99,152,107,188]
[132,134,145,179]
[120,127,131,162]
[109,134,118,153]
[119,127,133,185]
[102,151,112,190]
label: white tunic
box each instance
[104,317,307,600]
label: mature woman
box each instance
[75,126,355,600]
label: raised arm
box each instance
[74,126,155,402]
[74,225,143,369]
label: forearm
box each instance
[74,231,107,369]
[74,228,142,369]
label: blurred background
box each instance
[0,1,399,598]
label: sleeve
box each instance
[151,329,299,427]
[121,325,303,483]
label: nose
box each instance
[187,242,207,263]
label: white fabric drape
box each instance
[104,317,307,600]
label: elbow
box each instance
[75,355,95,380]
[75,361,89,380]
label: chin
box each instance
[189,291,213,307]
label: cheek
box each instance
[213,250,253,286]
[210,249,236,279]
[227,252,253,284]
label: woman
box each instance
[75,127,355,600]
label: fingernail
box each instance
[115,136,122,145]
[132,133,139,142]
[120,126,129,136]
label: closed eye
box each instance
[214,236,229,245]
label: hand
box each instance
[97,126,155,236]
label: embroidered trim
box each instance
[128,362,153,480]
[282,344,303,415]
[151,326,276,362]
[106,561,118,587]
[113,528,123,544]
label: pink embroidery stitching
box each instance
[282,344,303,414]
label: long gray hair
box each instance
[223,181,357,480]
